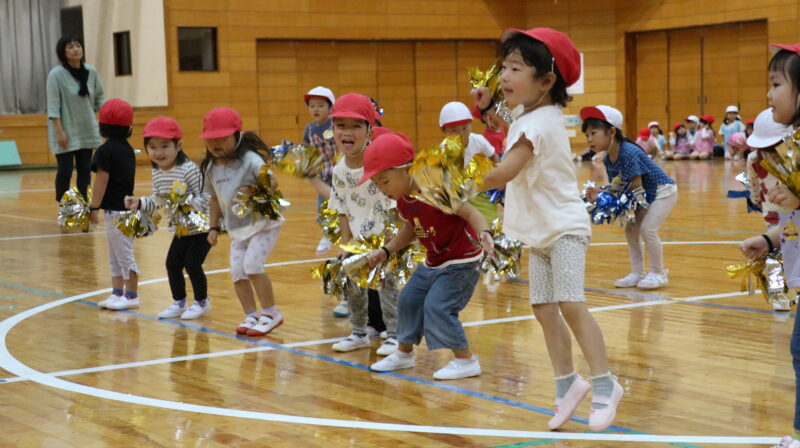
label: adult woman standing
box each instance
[47,35,105,202]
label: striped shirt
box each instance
[139,160,210,236]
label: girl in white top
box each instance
[200,107,285,337]
[473,27,623,433]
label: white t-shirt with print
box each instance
[503,105,591,249]
[330,158,396,238]
[464,133,495,168]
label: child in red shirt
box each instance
[361,132,494,380]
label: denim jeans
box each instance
[792,311,800,430]
[396,260,480,350]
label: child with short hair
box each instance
[364,132,495,380]
[690,115,716,160]
[439,101,501,223]
[201,107,284,336]
[89,99,140,311]
[124,117,212,320]
[472,28,622,431]
[302,86,338,255]
[327,93,399,356]
[738,43,800,448]
[685,115,700,144]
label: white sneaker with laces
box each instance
[316,236,333,254]
[157,302,187,319]
[773,436,800,447]
[614,272,645,288]
[247,313,283,336]
[366,326,380,339]
[98,294,122,308]
[332,300,349,318]
[236,316,258,334]
[106,297,140,310]
[370,351,415,372]
[433,355,481,380]
[332,334,371,352]
[376,337,398,356]
[379,331,388,340]
[181,300,211,319]
[637,270,669,289]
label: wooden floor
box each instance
[0,158,790,447]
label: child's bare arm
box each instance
[456,201,494,257]
[89,169,109,224]
[481,136,533,192]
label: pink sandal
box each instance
[548,376,590,430]
[588,380,624,432]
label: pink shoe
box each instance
[548,376,591,430]
[588,380,624,432]
[773,436,800,447]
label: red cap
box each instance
[470,103,483,120]
[329,93,376,125]
[673,122,684,131]
[143,117,183,140]
[638,128,651,139]
[357,132,414,185]
[99,98,133,126]
[746,119,755,126]
[700,114,715,124]
[372,126,392,139]
[201,107,242,139]
[770,43,800,56]
[501,27,581,87]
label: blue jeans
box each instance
[792,311,800,430]
[397,261,480,350]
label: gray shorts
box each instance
[528,234,589,305]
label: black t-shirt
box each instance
[91,138,136,211]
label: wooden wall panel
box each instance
[667,29,703,127]
[634,32,668,134]
[376,42,417,143]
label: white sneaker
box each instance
[772,296,793,312]
[332,300,349,318]
[376,337,398,356]
[98,294,122,308]
[432,355,481,380]
[366,326,380,339]
[614,272,645,288]
[332,333,371,352]
[181,300,211,319]
[637,270,669,289]
[370,351,415,372]
[247,313,283,336]
[316,236,333,254]
[157,301,187,319]
[379,330,388,340]
[106,296,140,310]
[236,316,258,334]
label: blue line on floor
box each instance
[0,281,62,298]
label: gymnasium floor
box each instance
[0,158,790,447]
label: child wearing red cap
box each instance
[123,117,213,320]
[199,107,284,336]
[439,101,501,223]
[472,28,623,432]
[362,132,495,380]
[89,98,141,311]
[690,115,716,160]
[634,127,659,158]
[302,86,338,255]
[737,43,800,448]
[665,123,693,160]
[327,93,399,356]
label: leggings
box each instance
[166,233,212,301]
[55,148,92,202]
[626,188,678,274]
